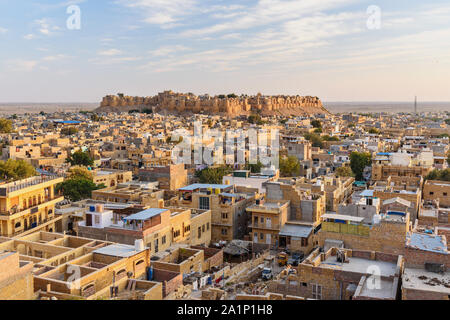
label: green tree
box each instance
[245,160,263,174]
[279,156,301,177]
[61,127,78,136]
[56,178,104,202]
[425,169,450,182]
[350,152,372,181]
[66,150,94,167]
[368,128,380,134]
[314,128,323,134]
[0,118,13,133]
[0,159,37,181]
[322,135,340,141]
[248,114,264,125]
[90,114,104,122]
[195,167,231,184]
[311,120,322,129]
[304,133,323,148]
[68,166,93,180]
[336,166,354,177]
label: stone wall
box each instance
[97,91,328,116]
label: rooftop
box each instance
[402,267,450,294]
[179,183,232,191]
[93,243,147,258]
[320,256,397,277]
[406,232,448,254]
[279,224,312,238]
[124,208,167,221]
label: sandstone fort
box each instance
[97,91,328,116]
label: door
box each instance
[154,238,159,253]
[253,233,258,243]
[266,233,271,245]
[86,214,92,227]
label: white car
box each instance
[261,267,273,280]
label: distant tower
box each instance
[414,96,418,114]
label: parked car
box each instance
[261,267,273,280]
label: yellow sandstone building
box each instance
[0,175,64,237]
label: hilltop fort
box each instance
[96,91,329,116]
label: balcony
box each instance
[248,223,281,231]
[0,196,63,217]
[0,175,64,196]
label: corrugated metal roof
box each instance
[279,224,312,238]
[124,208,167,221]
[179,183,232,191]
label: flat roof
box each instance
[179,183,232,191]
[402,268,450,295]
[406,232,448,254]
[124,208,167,221]
[359,190,374,197]
[321,256,397,277]
[93,244,147,258]
[322,213,365,223]
[279,224,312,238]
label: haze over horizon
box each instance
[1,0,450,103]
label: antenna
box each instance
[414,96,417,114]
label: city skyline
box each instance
[1,0,450,103]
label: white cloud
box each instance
[42,54,69,61]
[8,60,39,72]
[117,0,197,27]
[98,49,123,56]
[24,34,35,40]
[149,45,189,57]
[0,27,7,34]
[34,19,60,36]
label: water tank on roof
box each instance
[89,206,95,212]
[135,239,145,251]
[95,204,104,213]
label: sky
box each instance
[0,0,449,103]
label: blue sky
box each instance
[0,0,449,102]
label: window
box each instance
[301,237,308,247]
[312,284,322,300]
[260,217,264,224]
[198,227,202,239]
[15,222,21,228]
[260,233,264,240]
[429,192,434,195]
[184,225,190,233]
[221,228,228,235]
[222,212,228,220]
[207,223,210,231]
[173,230,181,238]
[302,282,307,287]
[162,235,166,244]
[95,215,100,224]
[202,225,205,232]
[444,193,448,196]
[199,197,210,210]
